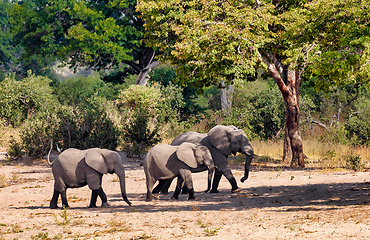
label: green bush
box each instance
[0,71,58,127]
[346,98,370,145]
[123,107,161,157]
[345,154,364,171]
[320,123,349,145]
[19,112,60,158]
[7,139,23,160]
[230,81,285,140]
[55,99,120,151]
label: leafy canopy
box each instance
[138,0,370,90]
[10,0,144,75]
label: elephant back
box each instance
[171,132,206,146]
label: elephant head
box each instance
[176,142,215,192]
[176,142,214,169]
[85,148,131,205]
[208,125,254,183]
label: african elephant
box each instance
[143,142,215,201]
[47,147,131,209]
[154,125,254,194]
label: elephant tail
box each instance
[46,139,54,166]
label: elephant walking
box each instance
[154,125,254,194]
[47,147,131,209]
[144,142,214,201]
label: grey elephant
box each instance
[154,125,254,194]
[47,147,131,209]
[143,142,215,201]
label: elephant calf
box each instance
[47,147,131,209]
[143,142,215,201]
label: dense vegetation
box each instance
[0,0,369,170]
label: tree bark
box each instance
[220,81,234,115]
[260,53,305,167]
[282,124,292,164]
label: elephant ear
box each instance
[85,148,108,174]
[176,142,198,168]
[208,125,232,156]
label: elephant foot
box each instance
[170,197,178,201]
[188,197,198,201]
[231,188,242,193]
[145,197,153,202]
[49,205,58,209]
[209,189,219,193]
[88,204,98,208]
[101,202,111,208]
[152,193,159,199]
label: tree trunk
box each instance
[262,56,305,168]
[282,124,292,164]
[220,81,234,115]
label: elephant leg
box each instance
[146,177,156,201]
[222,169,241,193]
[211,168,241,193]
[181,184,189,195]
[60,189,69,208]
[152,180,164,194]
[50,190,60,209]
[160,179,172,195]
[89,190,99,208]
[171,177,184,200]
[96,187,110,208]
[210,169,222,193]
[180,169,196,200]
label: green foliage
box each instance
[31,232,49,240]
[123,107,161,157]
[55,99,120,151]
[320,124,349,145]
[346,98,370,146]
[10,0,145,76]
[118,84,162,111]
[149,64,204,118]
[0,0,18,74]
[0,71,59,127]
[20,111,60,158]
[6,139,23,160]
[224,81,285,140]
[53,206,73,225]
[345,154,364,171]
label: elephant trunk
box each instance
[46,139,54,166]
[116,166,132,206]
[205,163,215,193]
[240,144,254,183]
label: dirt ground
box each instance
[0,151,369,240]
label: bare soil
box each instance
[0,152,369,239]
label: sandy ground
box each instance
[0,151,369,240]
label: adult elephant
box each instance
[144,142,214,201]
[154,125,254,194]
[47,147,131,209]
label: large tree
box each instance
[137,0,370,167]
[10,0,156,83]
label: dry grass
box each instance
[251,139,370,169]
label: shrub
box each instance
[20,112,60,158]
[345,154,364,171]
[346,98,370,145]
[319,123,349,144]
[123,107,161,157]
[0,71,58,127]
[7,139,23,160]
[55,99,120,151]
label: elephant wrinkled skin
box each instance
[154,125,254,194]
[143,142,215,201]
[47,148,131,209]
